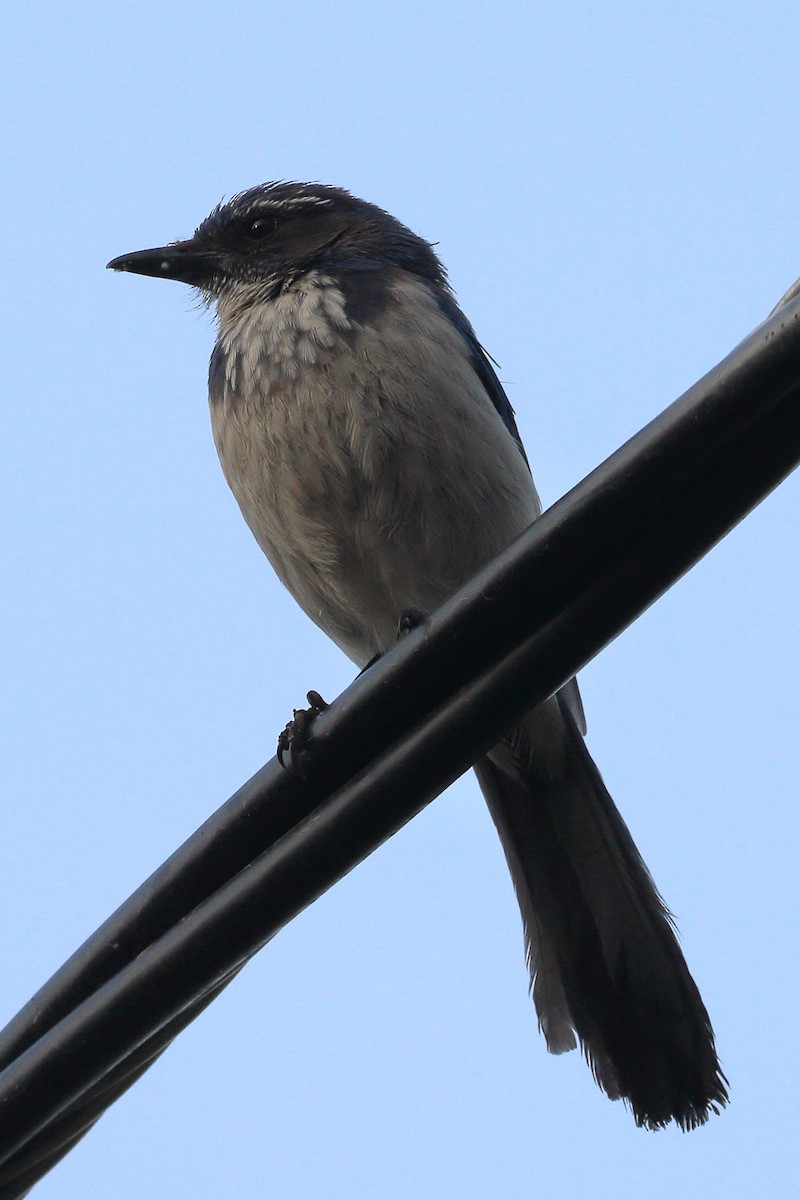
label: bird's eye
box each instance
[243,215,277,241]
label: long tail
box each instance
[474,693,728,1130]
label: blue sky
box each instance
[2,2,799,1196]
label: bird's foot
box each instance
[277,690,329,775]
[358,608,429,676]
[397,607,427,638]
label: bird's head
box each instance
[107,182,447,308]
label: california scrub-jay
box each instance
[108,182,727,1129]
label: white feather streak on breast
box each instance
[218,274,351,390]
[211,272,540,664]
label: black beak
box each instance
[107,238,215,286]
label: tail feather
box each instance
[475,694,728,1130]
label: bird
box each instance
[108,181,727,1130]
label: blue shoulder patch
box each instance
[325,260,394,328]
[433,291,530,472]
[208,341,228,405]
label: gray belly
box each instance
[209,284,540,665]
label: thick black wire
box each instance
[1,296,800,1195]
